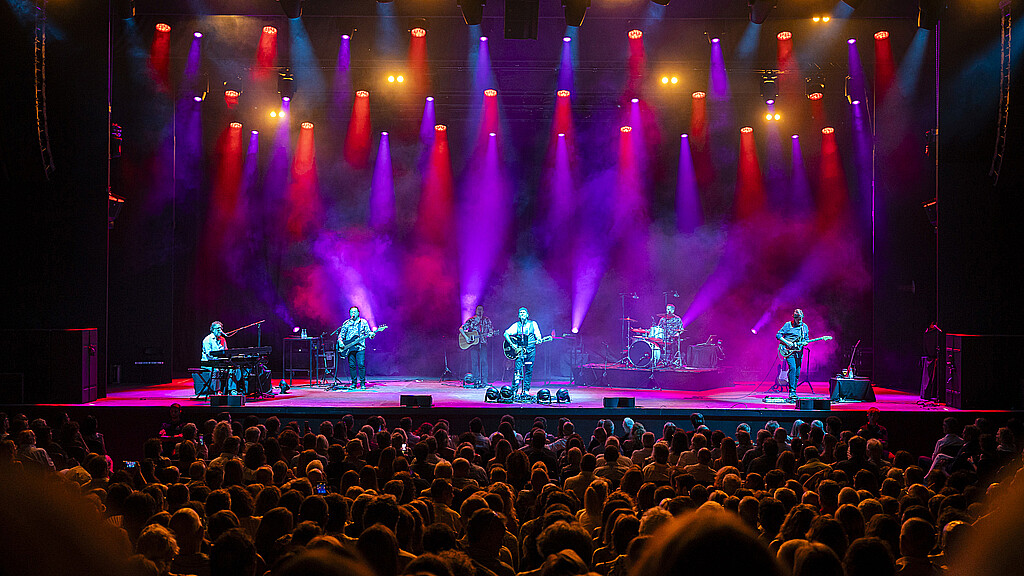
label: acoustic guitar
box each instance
[503,334,554,360]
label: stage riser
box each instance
[573,365,726,391]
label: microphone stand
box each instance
[439,335,454,382]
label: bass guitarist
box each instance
[338,306,376,389]
[459,304,495,386]
[776,309,809,401]
[504,307,543,393]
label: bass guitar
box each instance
[338,325,388,356]
[778,335,832,358]
[503,334,554,360]
[459,328,495,350]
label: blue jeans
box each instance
[469,342,489,384]
[346,349,366,385]
[515,347,536,391]
[787,354,801,396]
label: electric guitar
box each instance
[338,325,388,356]
[503,334,554,360]
[778,335,833,358]
[459,327,496,350]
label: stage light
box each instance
[155,23,170,33]
[263,26,278,35]
[251,130,259,135]
[823,16,830,22]
[410,18,427,38]
[748,0,777,24]
[806,76,825,100]
[279,0,303,18]
[230,122,242,129]
[671,76,679,84]
[480,36,488,42]
[381,131,388,136]
[342,34,350,40]
[293,326,301,333]
[662,76,669,84]
[484,89,497,97]
[536,389,552,403]
[426,96,434,102]
[387,75,395,83]
[792,134,799,139]
[557,90,570,97]
[765,113,773,120]
[558,132,566,138]
[193,96,202,102]
[499,386,515,402]
[822,126,835,134]
[563,0,590,27]
[777,31,791,41]
[556,388,571,402]
[396,75,405,83]
[751,328,758,334]
[741,126,753,133]
[484,386,499,402]
[693,91,706,99]
[875,30,889,40]
[193,31,202,38]
[628,29,643,40]
[711,37,720,43]
[301,122,313,130]
[278,69,295,100]
[563,36,571,42]
[411,27,426,38]
[356,90,369,98]
[774,113,781,120]
[489,132,496,137]
[848,38,856,44]
[851,99,861,105]
[760,73,778,104]
[621,126,632,133]
[270,111,277,118]
[282,96,290,102]
[631,98,639,103]
[435,124,447,132]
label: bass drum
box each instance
[628,339,662,368]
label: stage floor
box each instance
[89,376,955,413]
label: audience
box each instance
[3,406,1024,576]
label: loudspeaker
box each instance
[796,398,831,410]
[0,328,98,403]
[829,377,876,402]
[603,397,635,408]
[945,334,1024,409]
[210,394,245,407]
[401,394,433,407]
[504,0,539,39]
[190,369,213,396]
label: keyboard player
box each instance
[202,321,228,361]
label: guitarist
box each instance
[504,307,543,393]
[776,309,810,401]
[459,304,495,386]
[338,306,376,389]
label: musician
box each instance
[504,307,542,392]
[776,309,809,400]
[459,305,494,386]
[657,304,684,337]
[338,306,375,389]
[201,321,227,361]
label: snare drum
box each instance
[628,339,663,368]
[648,326,665,340]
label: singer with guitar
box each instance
[337,306,385,389]
[776,309,810,401]
[504,307,547,393]
[459,305,495,386]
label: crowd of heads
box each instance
[2,407,1024,576]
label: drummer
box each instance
[657,304,684,339]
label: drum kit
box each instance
[623,318,688,369]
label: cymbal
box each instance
[621,317,639,323]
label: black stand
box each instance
[439,335,454,382]
[800,348,815,394]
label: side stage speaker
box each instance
[401,394,433,407]
[829,377,876,402]
[210,394,245,407]
[796,398,831,410]
[603,397,635,408]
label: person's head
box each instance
[210,528,257,576]
[357,524,400,576]
[942,417,960,436]
[136,524,179,574]
[465,508,507,552]
[519,307,529,321]
[169,403,182,421]
[792,309,804,326]
[792,541,844,576]
[666,304,676,315]
[899,517,935,559]
[867,407,881,424]
[349,307,360,320]
[843,537,895,576]
[631,510,784,576]
[475,305,484,317]
[210,321,224,336]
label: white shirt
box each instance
[505,320,541,347]
[202,333,227,361]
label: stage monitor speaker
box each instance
[829,377,876,402]
[401,394,432,407]
[210,394,245,407]
[796,398,831,410]
[603,397,635,408]
[190,369,212,396]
